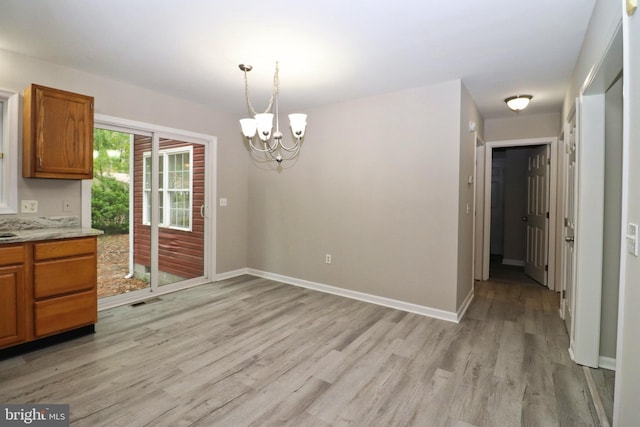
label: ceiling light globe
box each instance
[239,118,257,138]
[255,113,274,141]
[289,114,307,138]
[505,95,533,112]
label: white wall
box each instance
[247,80,469,313]
[0,49,248,274]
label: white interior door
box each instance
[563,124,577,334]
[525,145,549,285]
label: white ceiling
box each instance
[0,0,595,119]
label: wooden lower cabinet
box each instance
[34,290,97,337]
[0,236,97,351]
[0,245,27,348]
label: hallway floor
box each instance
[487,258,615,426]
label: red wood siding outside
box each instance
[133,135,205,280]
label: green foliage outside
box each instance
[92,129,131,234]
[92,176,129,234]
[94,128,130,175]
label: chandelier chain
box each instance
[244,62,280,116]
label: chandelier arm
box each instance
[248,138,278,153]
[271,145,300,162]
[278,138,302,152]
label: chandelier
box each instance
[238,62,307,163]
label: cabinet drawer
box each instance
[34,237,96,261]
[34,290,96,338]
[0,245,26,267]
[34,255,96,299]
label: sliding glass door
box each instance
[94,119,215,308]
[135,135,206,290]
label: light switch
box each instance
[627,223,638,256]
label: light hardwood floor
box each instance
[0,270,599,426]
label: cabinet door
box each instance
[0,265,27,349]
[23,84,94,179]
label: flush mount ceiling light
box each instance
[238,62,307,164]
[504,95,533,112]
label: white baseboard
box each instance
[502,258,525,267]
[599,356,616,371]
[247,268,459,323]
[216,268,249,281]
[457,288,474,321]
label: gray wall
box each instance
[600,76,622,359]
[247,79,481,313]
[485,112,560,141]
[1,46,484,314]
[0,49,248,275]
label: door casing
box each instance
[480,137,559,290]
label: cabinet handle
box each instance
[39,157,42,167]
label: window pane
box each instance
[157,191,163,224]
[169,190,190,228]
[158,155,164,190]
[144,156,151,190]
[144,190,150,223]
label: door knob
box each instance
[565,236,574,242]
[521,216,528,222]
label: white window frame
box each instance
[142,146,194,231]
[0,90,19,214]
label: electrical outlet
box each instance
[325,254,332,264]
[21,200,38,213]
[219,198,228,207]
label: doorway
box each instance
[480,137,559,289]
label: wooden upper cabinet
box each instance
[23,84,94,179]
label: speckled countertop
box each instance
[0,216,103,244]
